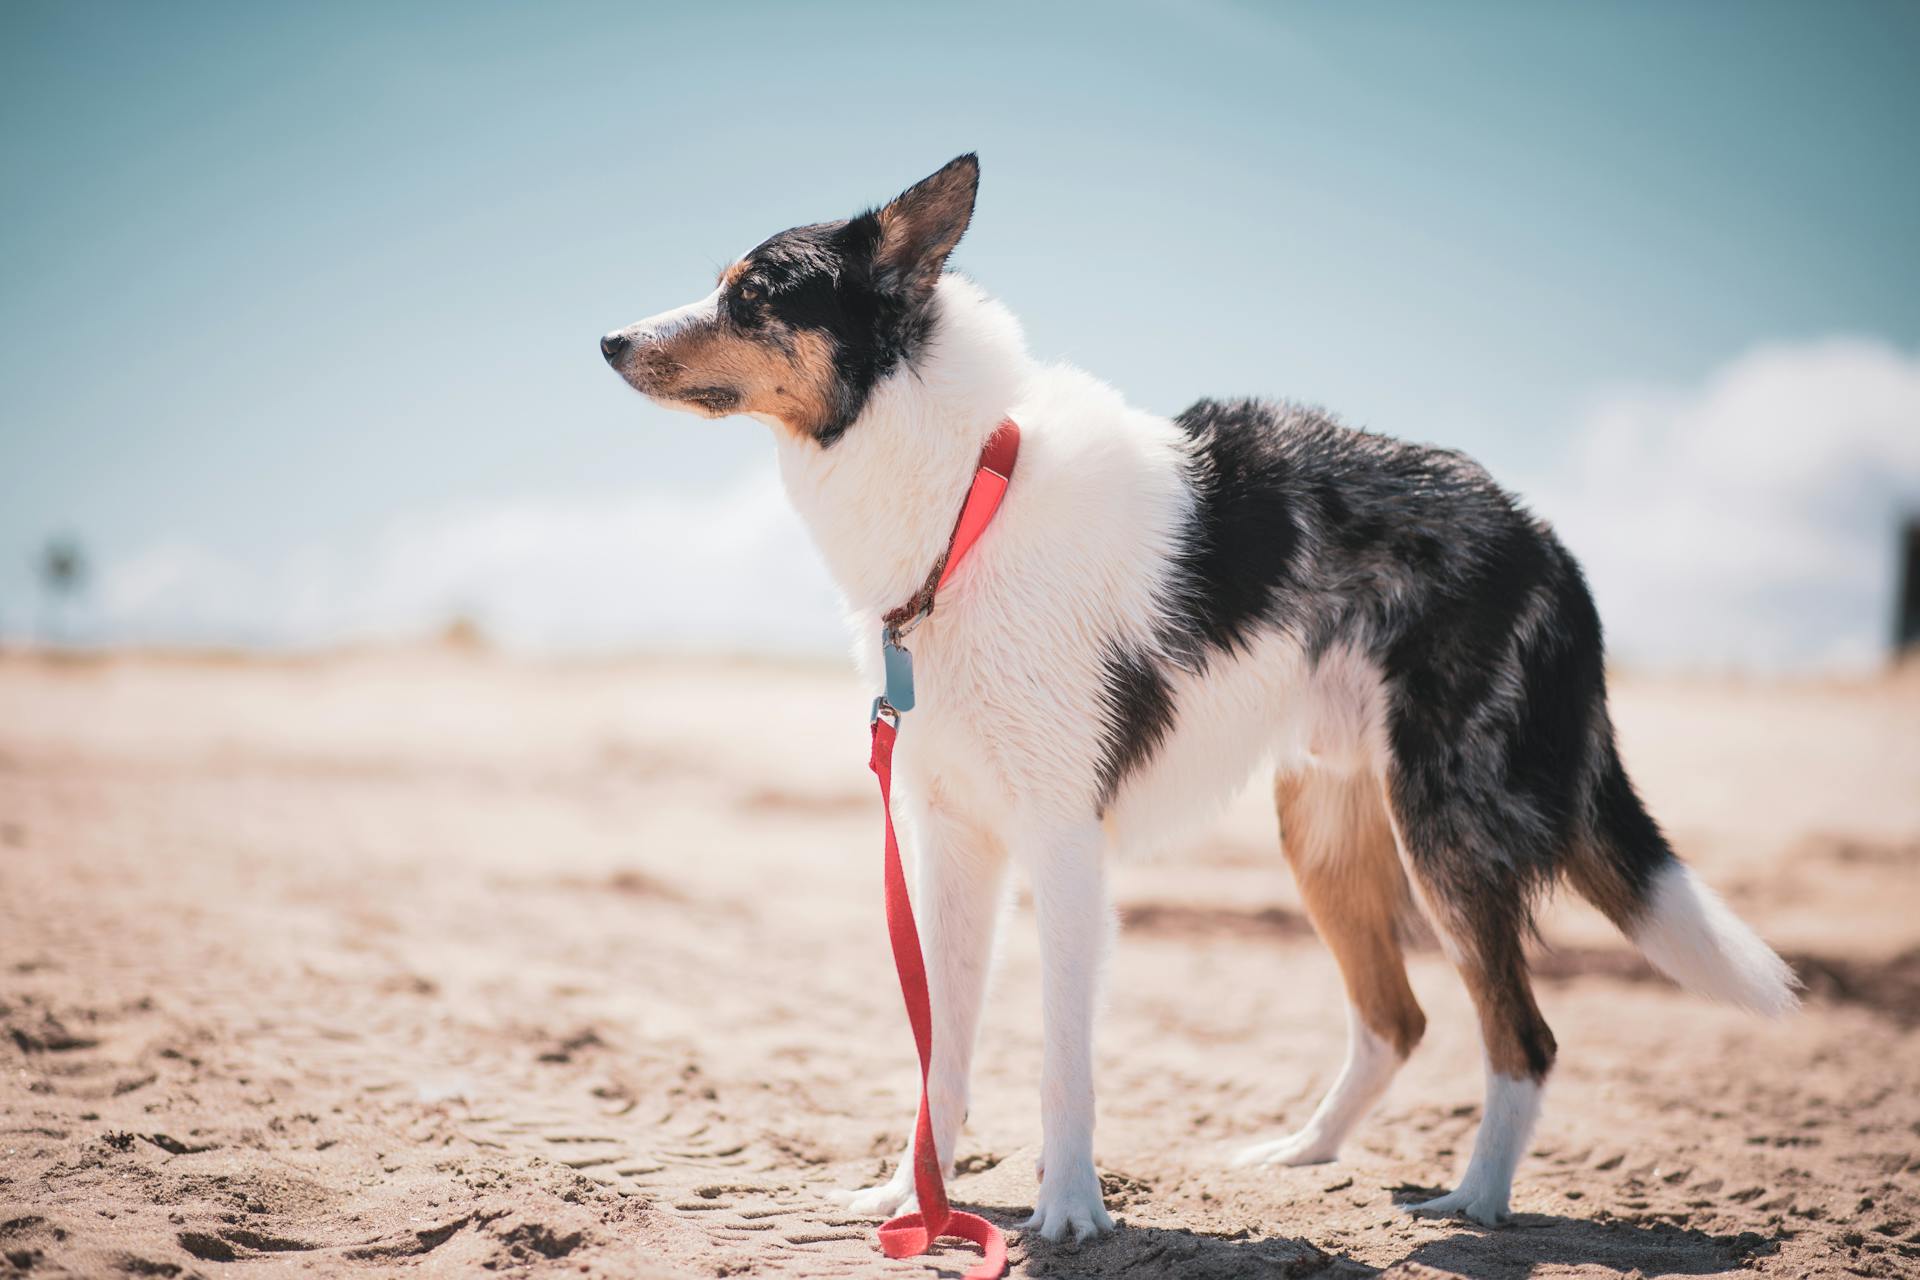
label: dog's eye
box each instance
[738,284,762,303]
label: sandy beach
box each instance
[2,650,1917,1279]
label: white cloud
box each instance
[93,469,848,655]
[75,338,1920,670]
[1527,338,1920,671]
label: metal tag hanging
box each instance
[881,628,916,713]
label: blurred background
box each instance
[5,0,1918,669]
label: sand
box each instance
[2,649,1917,1279]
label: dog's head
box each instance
[600,154,979,448]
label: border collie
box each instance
[600,155,1797,1240]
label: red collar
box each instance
[880,418,1021,635]
[873,418,1019,721]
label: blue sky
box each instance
[3,2,1918,664]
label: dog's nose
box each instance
[600,332,630,365]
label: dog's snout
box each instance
[600,332,630,365]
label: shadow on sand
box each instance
[933,1190,1780,1279]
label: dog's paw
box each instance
[1403,1185,1510,1227]
[1231,1129,1339,1168]
[1018,1163,1114,1243]
[831,1172,917,1219]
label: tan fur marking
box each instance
[719,260,750,288]
[1388,838,1559,1080]
[1563,837,1643,932]
[1457,957,1557,1080]
[1374,770,1559,1082]
[1276,771,1426,1057]
[749,327,838,434]
[650,322,838,438]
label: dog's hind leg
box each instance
[837,786,1008,1217]
[1382,775,1557,1227]
[1235,768,1425,1168]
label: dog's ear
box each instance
[870,154,978,302]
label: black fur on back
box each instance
[1093,398,1671,935]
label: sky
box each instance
[3,1,1918,667]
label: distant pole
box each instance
[1899,517,1920,655]
[37,535,89,648]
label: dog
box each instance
[599,154,1798,1240]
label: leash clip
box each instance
[870,695,900,728]
[887,604,932,644]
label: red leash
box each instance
[869,716,1005,1278]
[865,420,1019,1280]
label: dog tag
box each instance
[882,631,916,713]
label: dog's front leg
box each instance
[1021,819,1117,1242]
[838,789,1007,1217]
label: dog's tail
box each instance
[1566,741,1799,1016]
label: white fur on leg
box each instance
[1408,1071,1542,1226]
[1019,821,1117,1243]
[836,791,1007,1218]
[1234,1003,1400,1166]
